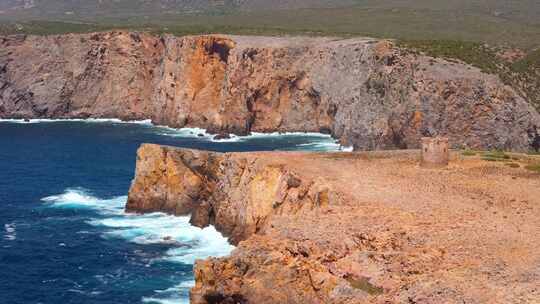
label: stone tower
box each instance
[421,137,449,168]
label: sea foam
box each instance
[0,117,352,151]
[142,296,190,304]
[4,223,16,241]
[91,213,234,264]
[156,126,351,151]
[42,188,235,264]
[0,118,153,125]
[41,188,126,215]
[42,188,235,301]
[141,281,194,304]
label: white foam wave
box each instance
[141,281,194,304]
[161,224,235,264]
[43,188,235,301]
[90,213,235,264]
[1,117,347,151]
[43,188,235,265]
[142,297,189,304]
[43,190,233,304]
[154,126,208,136]
[293,141,354,152]
[4,223,16,241]
[177,280,196,288]
[143,284,194,304]
[41,188,125,215]
[0,118,153,125]
[40,188,234,304]
[158,127,333,142]
[156,126,349,150]
[340,145,354,152]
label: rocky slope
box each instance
[1,31,539,151]
[126,144,540,303]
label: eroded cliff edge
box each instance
[127,144,540,303]
[1,32,539,151]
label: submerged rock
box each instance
[213,133,231,140]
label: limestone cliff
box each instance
[126,144,334,244]
[1,32,539,151]
[126,144,540,304]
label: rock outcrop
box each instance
[1,32,539,151]
[126,144,335,244]
[126,144,540,304]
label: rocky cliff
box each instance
[126,144,540,303]
[1,31,539,151]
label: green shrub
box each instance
[482,156,503,162]
[462,149,476,156]
[397,40,500,74]
[482,151,511,160]
[525,163,540,173]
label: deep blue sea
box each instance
[0,119,346,304]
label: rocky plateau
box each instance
[126,144,540,303]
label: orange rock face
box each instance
[126,144,540,303]
[1,32,539,151]
[126,144,206,215]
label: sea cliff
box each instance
[127,144,540,303]
[1,31,539,151]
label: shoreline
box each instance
[0,117,352,150]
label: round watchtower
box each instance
[421,137,449,168]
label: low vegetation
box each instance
[397,40,500,74]
[0,2,538,111]
[461,149,477,156]
[344,275,384,296]
[508,49,540,109]
[481,150,511,162]
[397,40,540,112]
[462,149,540,172]
[525,163,540,173]
[1,2,539,48]
[0,21,111,36]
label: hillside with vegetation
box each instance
[0,0,538,109]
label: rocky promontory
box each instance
[127,144,540,303]
[1,31,539,151]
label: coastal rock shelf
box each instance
[1,32,539,151]
[126,144,540,303]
